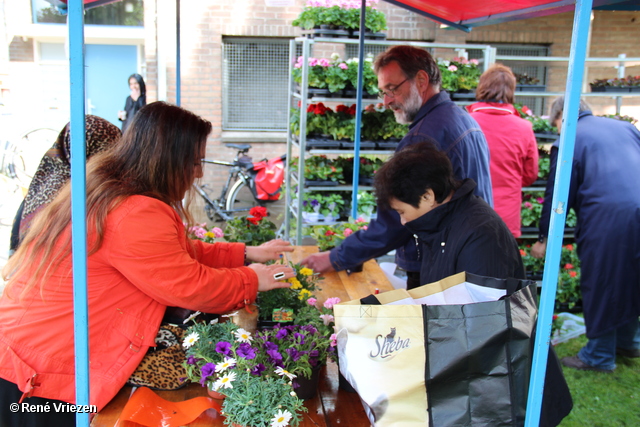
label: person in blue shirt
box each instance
[301,45,493,289]
[532,96,640,372]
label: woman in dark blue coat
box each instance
[532,96,640,372]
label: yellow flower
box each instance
[299,267,314,276]
[288,278,302,289]
[205,232,215,238]
[299,289,312,300]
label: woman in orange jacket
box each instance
[0,102,294,427]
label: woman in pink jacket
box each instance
[467,64,539,237]
[0,102,294,426]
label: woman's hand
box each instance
[245,239,293,263]
[248,263,295,292]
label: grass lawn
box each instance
[553,334,640,426]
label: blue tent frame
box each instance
[65,0,594,425]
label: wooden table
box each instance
[91,246,394,427]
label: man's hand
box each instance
[300,251,335,273]
[531,240,547,259]
[245,239,293,263]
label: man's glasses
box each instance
[377,78,409,99]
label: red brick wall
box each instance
[8,36,34,62]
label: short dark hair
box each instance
[374,141,458,210]
[374,45,441,88]
[475,64,515,104]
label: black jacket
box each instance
[405,179,524,285]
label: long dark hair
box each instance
[129,73,147,98]
[3,102,212,298]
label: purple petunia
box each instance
[237,342,256,360]
[186,355,198,365]
[294,332,306,345]
[250,363,266,376]
[267,349,283,361]
[199,362,216,386]
[264,341,279,351]
[215,341,232,355]
[276,328,289,340]
[286,347,301,361]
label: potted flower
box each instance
[186,223,224,243]
[343,54,379,97]
[291,56,329,94]
[355,190,377,221]
[223,206,276,246]
[292,0,387,36]
[590,75,640,93]
[514,72,545,92]
[438,57,481,97]
[301,155,344,185]
[256,263,321,324]
[319,192,346,223]
[556,244,582,312]
[308,218,369,251]
[302,192,323,223]
[520,193,544,230]
[182,321,308,426]
[358,156,384,185]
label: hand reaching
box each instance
[245,239,293,263]
[248,263,295,292]
[300,251,335,273]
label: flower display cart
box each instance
[284,36,493,245]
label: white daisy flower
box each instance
[271,409,293,427]
[182,311,201,324]
[274,367,296,380]
[182,332,199,349]
[214,371,237,390]
[234,328,253,343]
[215,357,237,372]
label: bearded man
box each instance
[302,45,493,290]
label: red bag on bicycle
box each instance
[252,156,285,201]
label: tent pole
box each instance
[176,0,181,106]
[524,0,593,425]
[350,0,367,218]
[68,0,91,425]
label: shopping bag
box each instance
[334,272,571,427]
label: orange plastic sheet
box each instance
[119,387,221,427]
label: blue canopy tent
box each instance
[62,0,636,425]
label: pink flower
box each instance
[318,58,330,67]
[448,65,458,72]
[212,227,224,238]
[355,217,366,223]
[362,226,368,230]
[320,314,335,326]
[306,297,317,306]
[525,202,533,209]
[339,63,348,70]
[330,333,338,347]
[470,59,479,65]
[323,297,341,309]
[343,228,353,237]
[309,58,318,67]
[537,197,545,204]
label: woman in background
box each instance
[0,102,294,426]
[467,64,538,238]
[118,73,147,132]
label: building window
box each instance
[469,44,550,116]
[32,0,143,26]
[222,38,291,132]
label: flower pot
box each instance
[303,212,322,223]
[228,303,259,336]
[293,365,322,400]
[207,388,226,400]
[323,214,338,224]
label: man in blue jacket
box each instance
[301,45,493,289]
[532,96,640,372]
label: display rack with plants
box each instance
[292,0,387,38]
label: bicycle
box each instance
[193,143,286,223]
[1,127,59,190]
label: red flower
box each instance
[336,104,348,113]
[520,249,527,257]
[249,206,268,219]
[552,314,558,321]
[314,103,328,115]
[247,217,261,225]
[564,263,574,269]
[307,103,316,113]
[324,230,336,236]
[347,104,356,115]
[569,271,577,278]
[565,244,574,251]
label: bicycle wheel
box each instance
[10,128,59,188]
[225,178,260,217]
